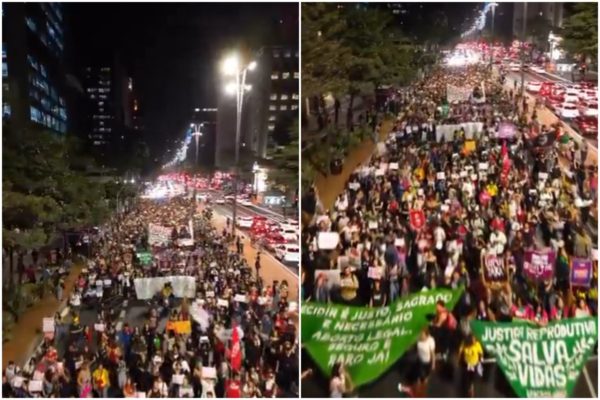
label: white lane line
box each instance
[582,365,597,398]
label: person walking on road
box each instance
[415,327,436,396]
[255,252,261,278]
[458,334,483,398]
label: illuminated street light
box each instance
[220,52,257,236]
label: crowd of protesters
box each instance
[4,195,299,397]
[301,64,597,397]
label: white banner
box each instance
[134,276,196,299]
[446,84,472,103]
[148,223,172,245]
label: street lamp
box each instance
[221,52,256,236]
[489,2,498,69]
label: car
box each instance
[275,244,300,263]
[196,193,210,202]
[264,232,287,251]
[509,63,521,72]
[530,65,546,74]
[236,216,253,229]
[214,198,225,205]
[240,199,253,207]
[563,92,580,104]
[578,89,597,101]
[224,195,234,203]
[557,103,580,119]
[526,81,542,93]
[572,116,598,136]
[579,100,598,117]
[538,82,556,98]
[276,225,298,242]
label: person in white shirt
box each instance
[489,227,507,255]
[415,328,436,390]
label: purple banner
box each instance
[496,122,517,139]
[570,258,593,287]
[523,249,556,281]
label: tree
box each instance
[527,15,554,51]
[559,3,598,63]
[267,118,299,195]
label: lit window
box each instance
[280,105,287,111]
[30,106,43,123]
[295,50,299,57]
[2,62,6,78]
[292,93,299,100]
[268,124,275,130]
[90,94,96,99]
[40,64,47,78]
[282,72,290,79]
[273,50,280,58]
[98,101,104,106]
[271,73,279,80]
[294,72,299,79]
[3,103,12,118]
[280,94,289,100]
[270,94,278,100]
[27,55,39,70]
[269,105,277,111]
[269,115,276,121]
[25,17,37,32]
[292,104,298,110]
[284,50,291,58]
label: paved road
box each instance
[505,69,598,149]
[301,349,598,398]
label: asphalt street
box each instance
[301,348,598,398]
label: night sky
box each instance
[65,3,298,160]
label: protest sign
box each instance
[463,140,476,154]
[471,318,598,398]
[523,249,555,281]
[315,269,341,290]
[148,223,172,245]
[43,317,55,333]
[496,121,517,139]
[482,254,508,287]
[570,258,593,287]
[409,209,425,231]
[166,320,192,335]
[317,232,340,250]
[136,251,153,266]
[302,287,463,387]
[28,380,43,392]
[94,323,105,332]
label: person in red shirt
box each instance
[225,373,242,398]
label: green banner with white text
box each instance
[301,287,463,387]
[471,318,598,398]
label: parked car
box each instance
[526,81,542,93]
[275,244,300,263]
[557,103,580,119]
[579,100,598,117]
[509,62,520,72]
[264,232,287,251]
[572,116,598,136]
[236,216,253,229]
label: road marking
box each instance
[582,365,597,398]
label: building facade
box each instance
[2,3,68,134]
[215,45,299,169]
[512,2,564,38]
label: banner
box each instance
[570,258,593,287]
[471,318,598,398]
[134,276,196,300]
[166,320,192,335]
[497,121,517,139]
[447,84,472,103]
[148,223,172,246]
[523,249,555,281]
[301,287,463,387]
[482,254,507,287]
[409,209,425,231]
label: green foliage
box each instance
[526,15,554,50]
[268,118,299,192]
[559,3,598,61]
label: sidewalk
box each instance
[2,262,83,369]
[314,119,394,211]
[202,205,299,300]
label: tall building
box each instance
[82,57,133,157]
[512,2,564,38]
[215,45,298,169]
[2,3,68,134]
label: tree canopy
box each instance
[559,3,598,62]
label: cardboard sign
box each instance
[368,267,382,280]
[348,182,361,191]
[43,317,55,333]
[202,367,217,379]
[570,258,593,287]
[206,291,215,298]
[315,269,341,290]
[172,374,184,385]
[317,232,340,250]
[482,254,507,287]
[496,121,517,139]
[368,221,378,230]
[28,380,43,392]
[436,172,446,180]
[389,162,399,170]
[94,323,105,332]
[234,294,247,303]
[394,238,405,247]
[218,299,229,307]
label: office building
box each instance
[216,45,298,169]
[2,3,68,134]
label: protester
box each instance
[4,195,299,398]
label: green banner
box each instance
[471,318,598,398]
[136,251,153,266]
[301,287,463,387]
